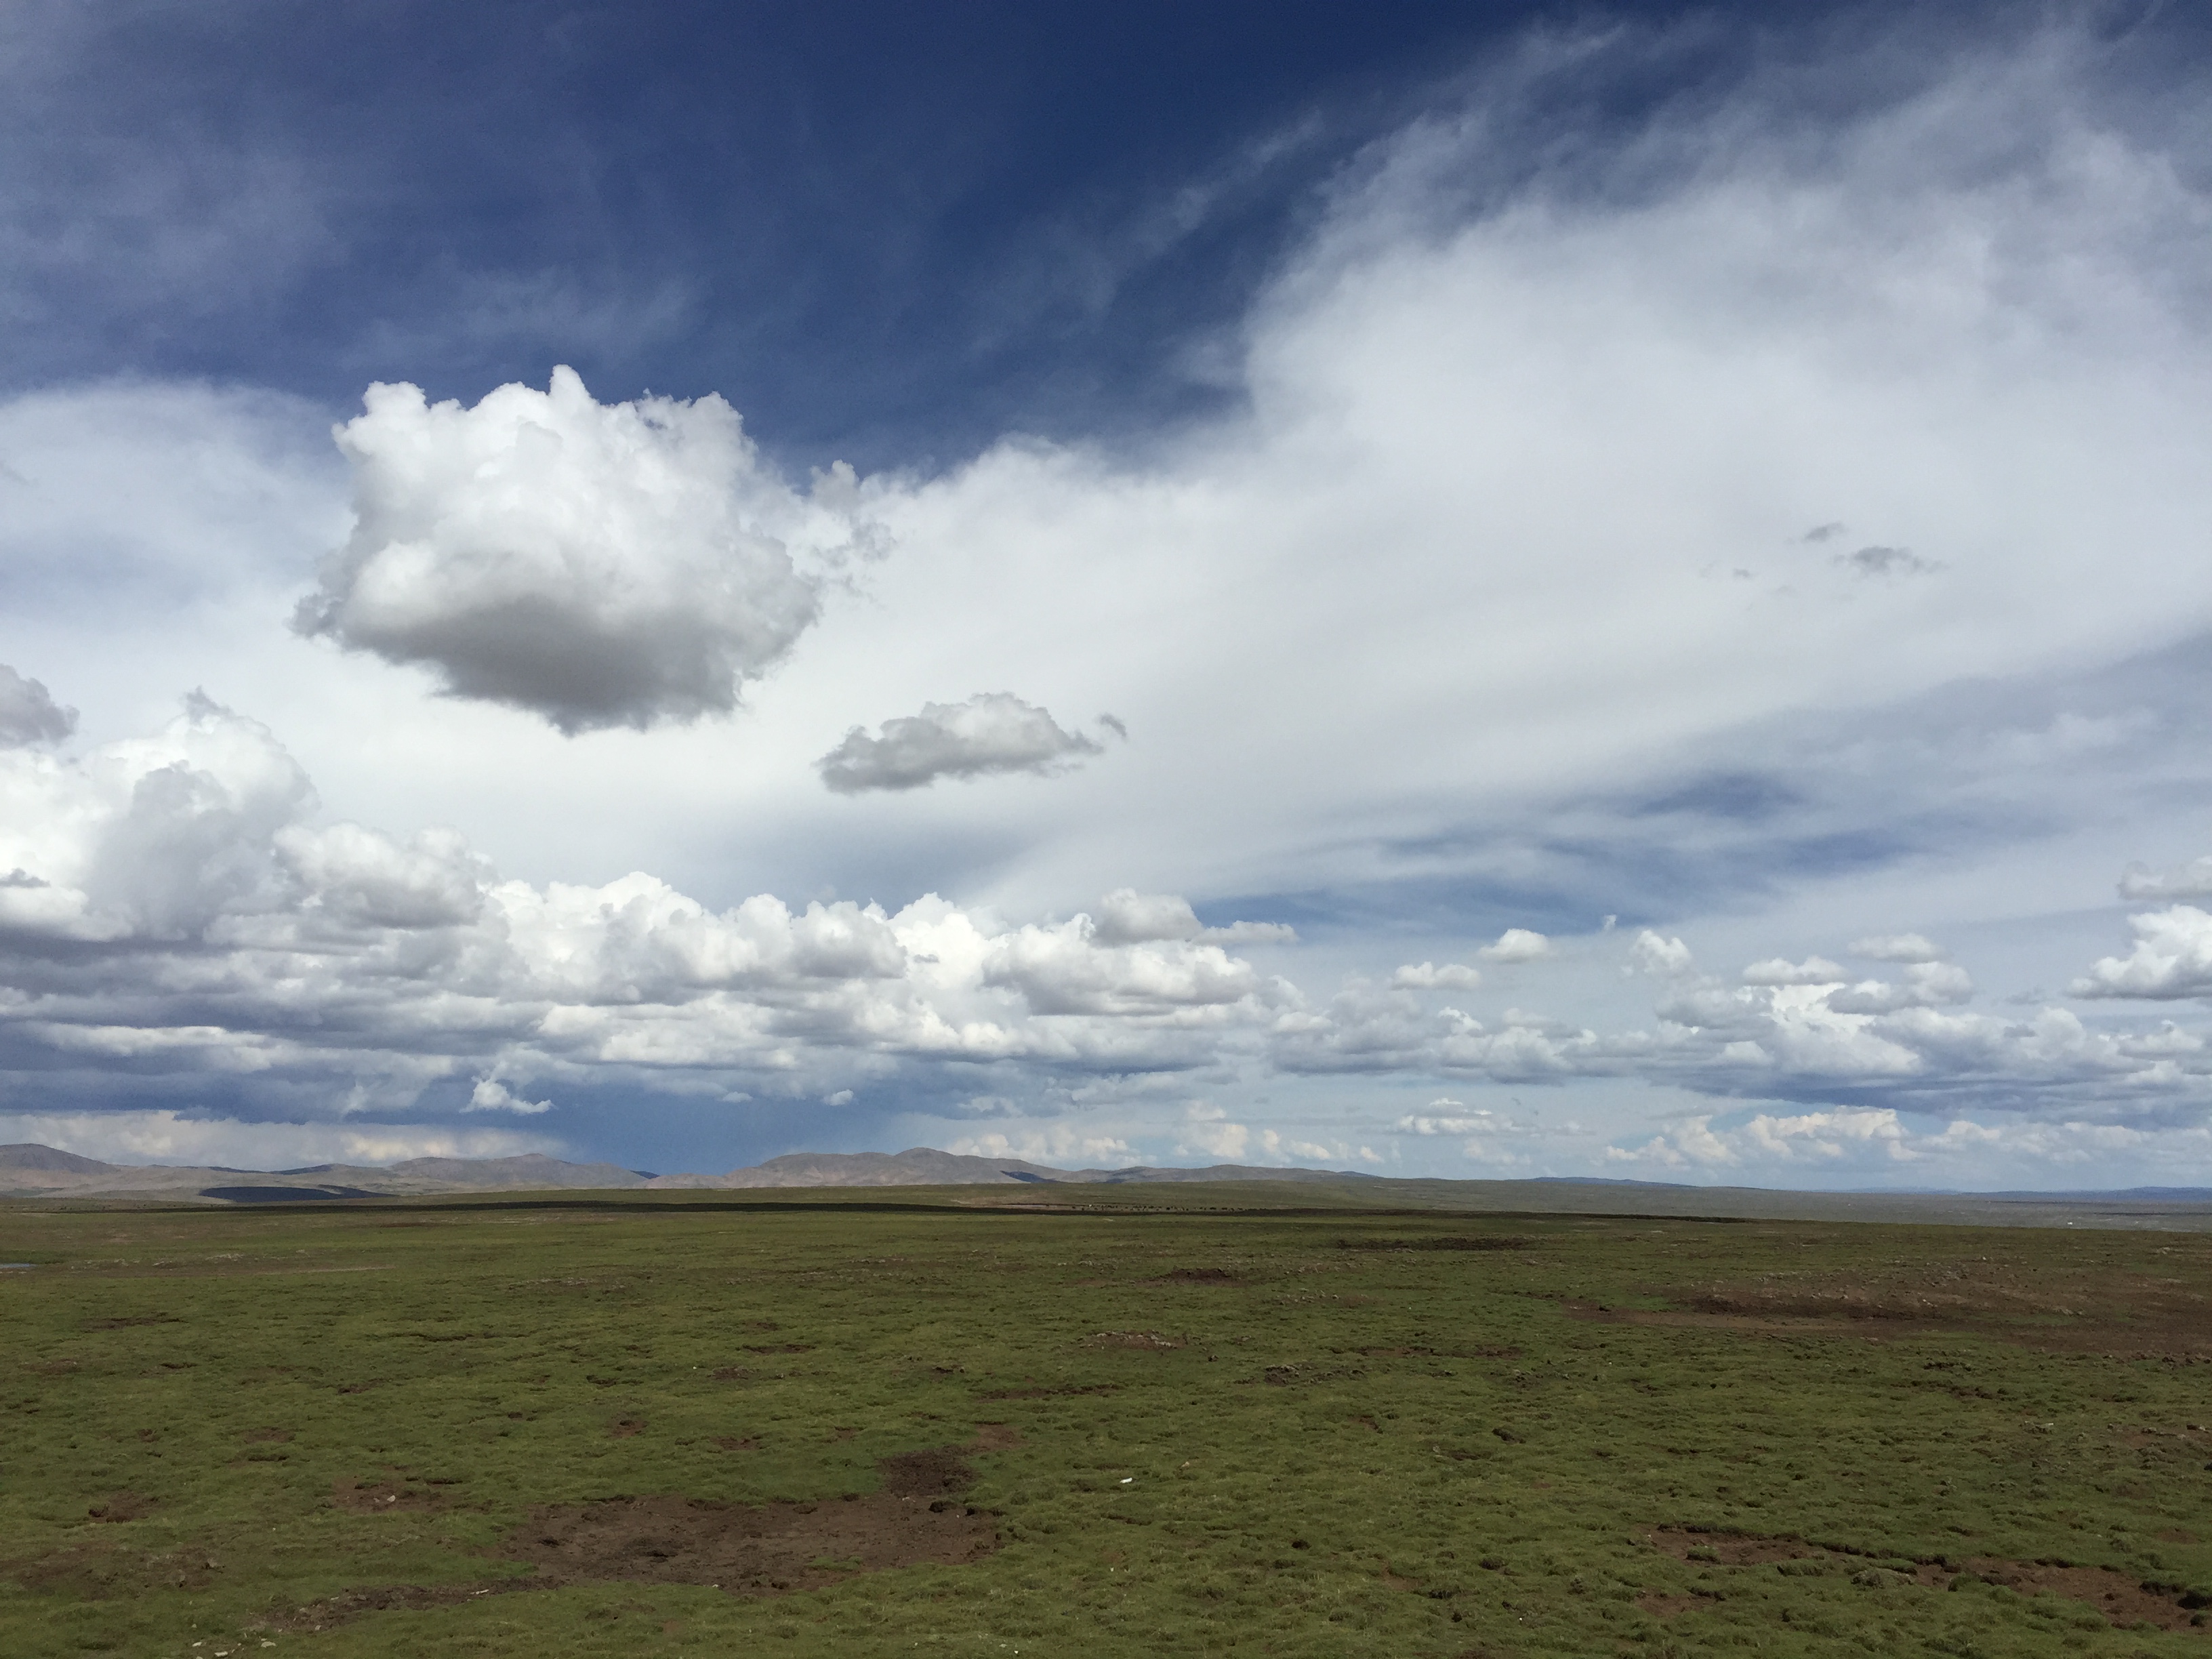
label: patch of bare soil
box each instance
[1082,1330,1186,1350]
[1338,1235,1532,1252]
[1152,1267,1242,1284]
[266,1580,529,1631]
[1601,1261,2212,1360]
[977,1381,1120,1400]
[1647,1528,2211,1631]
[495,1448,996,1595]
[241,1427,293,1444]
[331,1477,449,1513]
[1567,1302,1941,1342]
[1636,1590,1715,1616]
[265,1446,1001,1631]
[85,1491,156,1523]
[5,1541,220,1597]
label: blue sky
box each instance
[7,1,2212,1187]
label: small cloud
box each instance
[1477,928,1553,963]
[943,1094,1027,1120]
[1395,1096,1504,1136]
[1800,522,1847,544]
[822,1088,854,1107]
[0,665,76,746]
[1838,544,1939,577]
[1630,930,1693,976]
[467,1078,552,1115]
[1202,920,1298,945]
[1098,713,1129,741]
[2118,856,2212,902]
[1740,955,1845,986]
[1848,933,1946,963]
[1826,961,1974,1012]
[1391,961,1481,990]
[819,692,1102,793]
[947,1129,1134,1165]
[1093,888,1199,943]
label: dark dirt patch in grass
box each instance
[1082,1330,1185,1350]
[265,1448,1001,1631]
[1636,1589,1716,1616]
[609,1417,645,1437]
[976,1381,1121,1399]
[332,1477,449,1513]
[710,1435,760,1452]
[1610,1262,2212,1360]
[1647,1527,2212,1631]
[493,1478,996,1595]
[1567,1300,1941,1341]
[1338,1235,1532,1252]
[80,1313,176,1330]
[84,1490,157,1523]
[7,1540,220,1597]
[1151,1267,1241,1284]
[266,1579,530,1631]
[241,1427,293,1443]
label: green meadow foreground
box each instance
[3,1189,2209,1657]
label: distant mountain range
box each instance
[3,1145,2207,1225]
[0,1143,1374,1202]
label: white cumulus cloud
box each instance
[1849,933,1947,964]
[1391,960,1482,990]
[2072,905,2212,1001]
[295,368,863,733]
[467,1078,552,1115]
[1477,928,1553,963]
[1631,931,1694,976]
[1741,956,1846,986]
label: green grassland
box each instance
[3,1188,2209,1657]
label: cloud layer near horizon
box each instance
[0,686,2207,1174]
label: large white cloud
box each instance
[2072,905,2212,1002]
[294,368,869,733]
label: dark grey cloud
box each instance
[1839,544,1940,577]
[0,665,74,745]
[819,693,1103,794]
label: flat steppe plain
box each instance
[3,1185,2209,1656]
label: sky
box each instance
[5,0,2212,1189]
